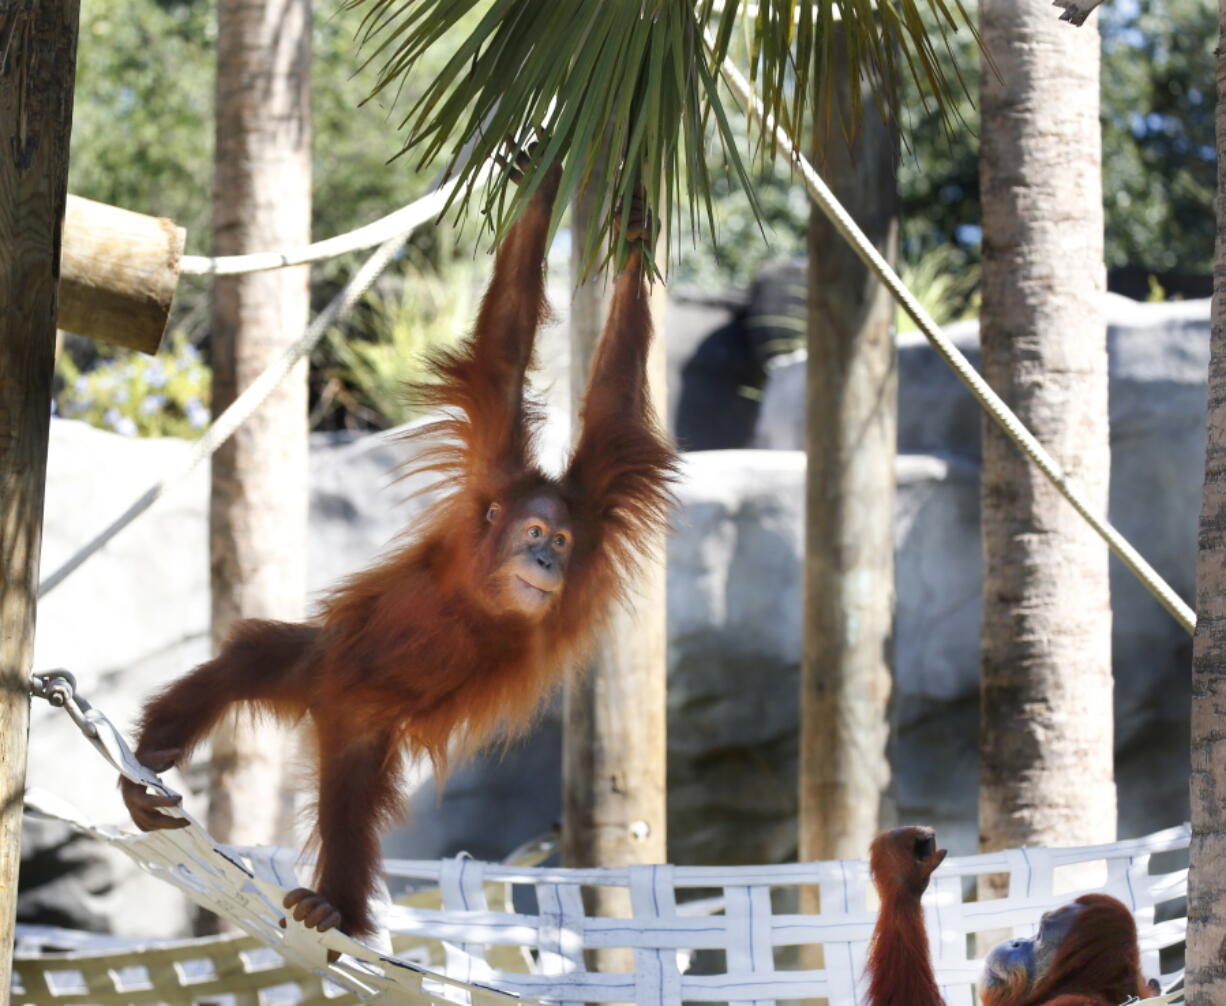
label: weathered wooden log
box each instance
[1,0,81,993]
[58,195,186,355]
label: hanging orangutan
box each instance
[120,145,677,939]
[866,826,1156,1006]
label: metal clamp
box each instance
[30,668,77,705]
[30,668,99,740]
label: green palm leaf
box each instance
[346,0,976,276]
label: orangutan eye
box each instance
[486,503,501,524]
[553,534,568,548]
[528,525,542,538]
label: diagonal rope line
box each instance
[38,163,495,599]
[714,47,1197,636]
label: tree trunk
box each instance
[799,43,899,866]
[0,0,80,989]
[1186,5,1226,1000]
[206,0,312,911]
[563,170,668,972]
[977,0,1115,887]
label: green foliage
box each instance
[311,3,472,275]
[674,0,1217,294]
[346,0,977,277]
[896,12,980,273]
[65,0,1212,441]
[673,7,981,290]
[894,244,980,332]
[348,0,753,278]
[55,333,213,439]
[1100,0,1217,275]
[312,262,477,430]
[673,148,811,289]
[69,0,459,321]
[70,0,215,250]
[66,0,472,436]
[894,0,1217,283]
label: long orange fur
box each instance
[867,828,946,1006]
[123,160,677,937]
[984,894,1151,1006]
[867,829,1153,1006]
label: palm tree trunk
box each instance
[563,165,668,972]
[1185,5,1226,1000]
[799,40,899,866]
[206,0,312,908]
[977,0,1115,886]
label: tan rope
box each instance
[180,183,456,276]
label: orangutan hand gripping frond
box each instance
[121,147,678,939]
[866,827,1156,1006]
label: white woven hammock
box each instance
[17,673,1189,1006]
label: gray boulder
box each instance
[667,450,805,865]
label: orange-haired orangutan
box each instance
[120,148,677,939]
[867,826,1155,1006]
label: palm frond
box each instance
[345,0,977,277]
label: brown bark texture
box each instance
[563,170,668,971]
[977,0,1116,879]
[800,46,900,865]
[206,0,312,861]
[1186,5,1226,1001]
[0,0,80,990]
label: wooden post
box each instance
[59,195,186,355]
[203,0,312,926]
[563,169,668,970]
[799,38,900,867]
[0,0,81,992]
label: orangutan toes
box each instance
[869,825,948,900]
[283,887,343,933]
[907,828,942,865]
[497,134,551,186]
[616,189,654,246]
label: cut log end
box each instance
[58,195,187,356]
